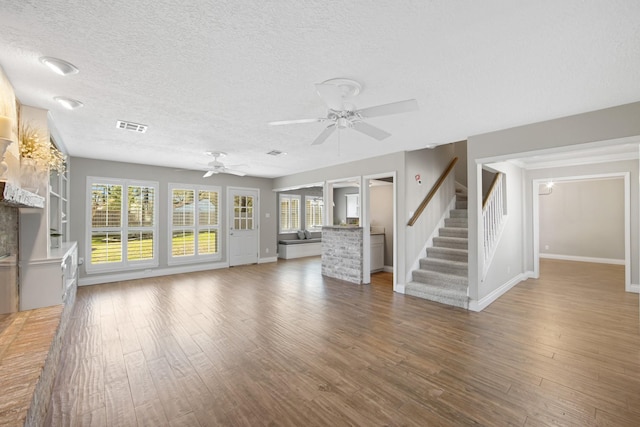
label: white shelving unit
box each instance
[49,166,69,247]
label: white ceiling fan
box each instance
[268,78,419,145]
[202,152,246,177]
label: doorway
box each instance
[228,187,259,266]
[532,173,631,292]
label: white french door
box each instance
[228,188,259,266]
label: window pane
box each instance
[172,189,195,226]
[198,190,218,226]
[127,231,154,261]
[291,198,300,229]
[280,198,289,230]
[128,186,155,227]
[198,229,218,254]
[91,232,122,264]
[306,197,323,229]
[172,230,195,256]
[91,184,122,228]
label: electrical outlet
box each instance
[544,245,549,250]
[265,248,269,254]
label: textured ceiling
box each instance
[0,0,639,178]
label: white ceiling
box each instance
[1,1,639,178]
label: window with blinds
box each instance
[169,184,220,263]
[279,194,300,233]
[305,196,324,230]
[87,178,158,272]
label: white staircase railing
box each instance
[482,172,505,272]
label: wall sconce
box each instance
[539,181,554,196]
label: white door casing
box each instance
[228,187,259,266]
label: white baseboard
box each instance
[258,257,278,264]
[540,253,624,265]
[79,261,229,286]
[628,283,639,293]
[394,282,405,294]
[468,273,528,312]
[383,265,393,273]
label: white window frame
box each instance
[85,177,159,274]
[279,194,301,233]
[305,195,324,231]
[168,183,222,265]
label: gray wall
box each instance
[333,186,359,225]
[468,101,640,301]
[453,140,468,186]
[539,178,624,261]
[404,144,456,281]
[70,157,276,281]
[526,160,637,274]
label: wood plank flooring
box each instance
[46,258,639,426]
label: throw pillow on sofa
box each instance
[304,230,312,239]
[297,230,305,240]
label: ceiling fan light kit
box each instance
[269,77,418,145]
[202,151,246,177]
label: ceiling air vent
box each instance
[266,150,286,156]
[116,120,148,133]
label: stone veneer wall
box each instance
[0,205,18,255]
[0,205,19,314]
[25,283,77,426]
[321,226,363,284]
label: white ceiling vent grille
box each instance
[116,120,148,133]
[266,150,285,156]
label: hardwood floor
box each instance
[46,258,639,426]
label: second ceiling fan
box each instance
[268,78,419,145]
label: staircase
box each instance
[405,192,469,309]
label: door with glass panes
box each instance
[228,188,259,266]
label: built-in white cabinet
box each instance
[19,241,77,310]
[370,233,384,272]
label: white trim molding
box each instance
[79,261,229,286]
[258,256,278,264]
[469,272,530,312]
[539,253,625,265]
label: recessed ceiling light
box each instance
[40,56,79,76]
[54,96,84,110]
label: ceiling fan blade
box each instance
[315,83,344,111]
[351,121,391,141]
[311,124,337,145]
[203,170,216,178]
[268,118,327,126]
[224,169,246,177]
[356,99,419,118]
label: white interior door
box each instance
[228,188,259,266]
